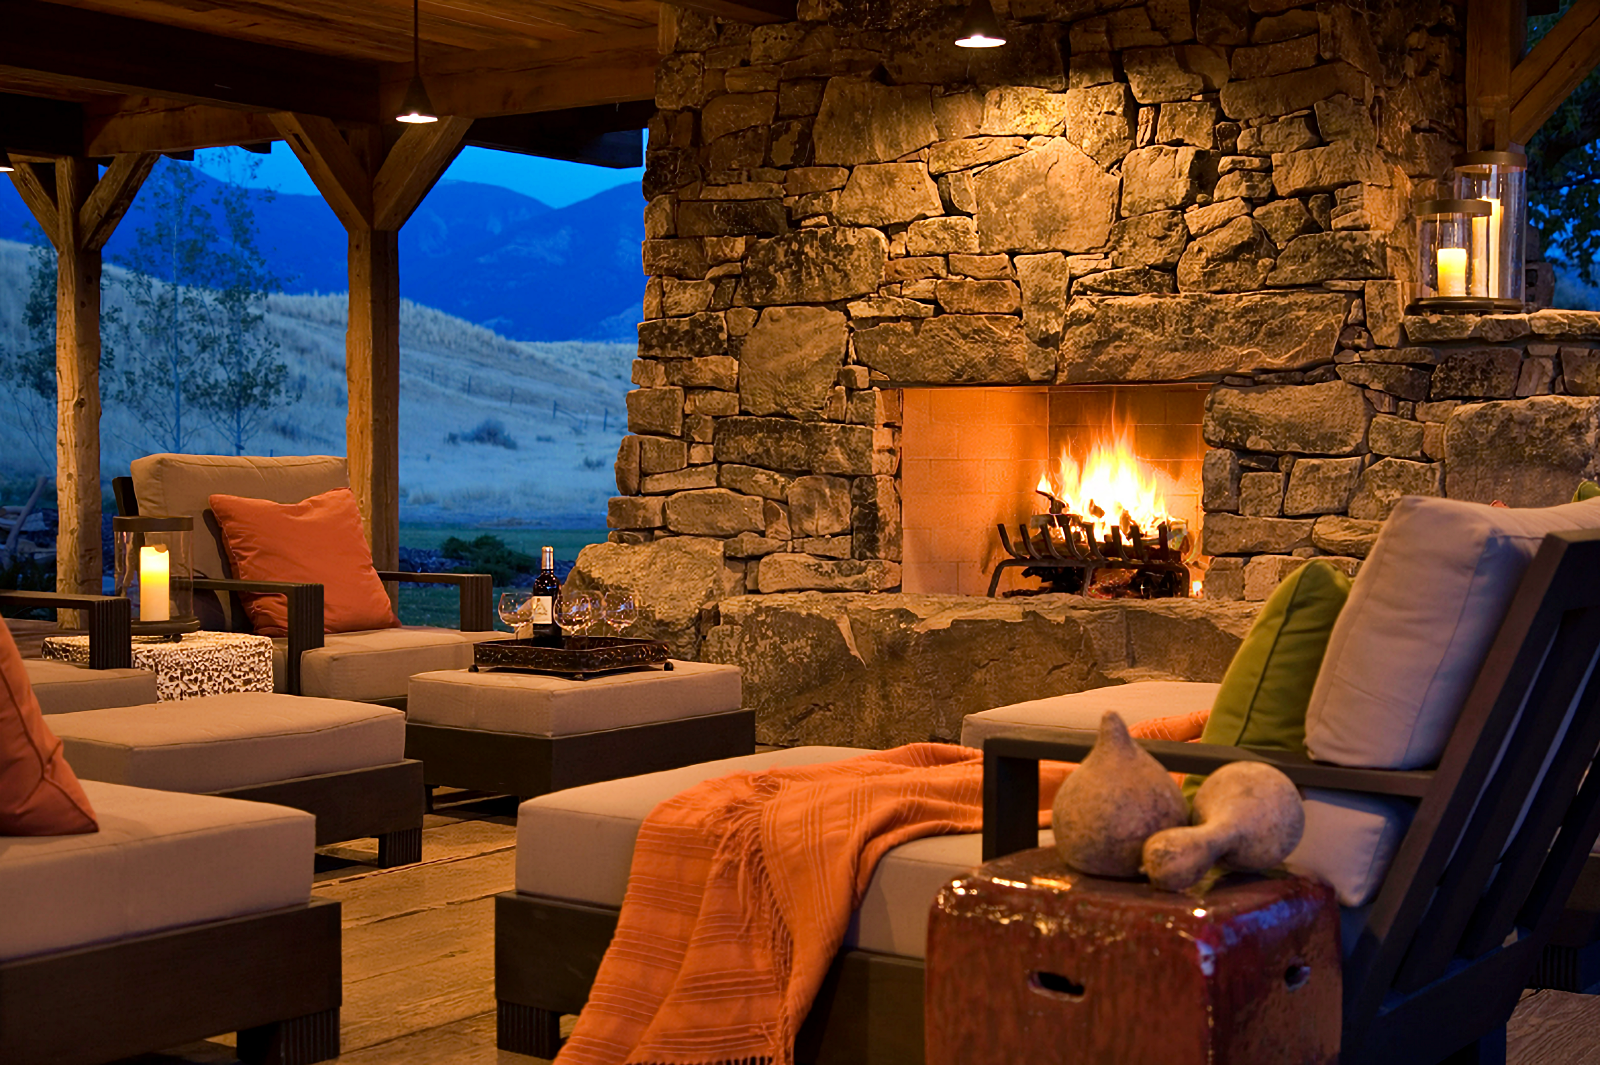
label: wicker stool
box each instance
[926,847,1340,1065]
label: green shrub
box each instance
[439,534,537,584]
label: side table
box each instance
[42,631,275,702]
[926,847,1340,1065]
[405,661,753,798]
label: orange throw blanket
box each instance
[556,711,1209,1065]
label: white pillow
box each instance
[1305,494,1600,770]
[1286,789,1415,907]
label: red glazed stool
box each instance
[926,847,1340,1065]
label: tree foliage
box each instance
[1527,10,1600,285]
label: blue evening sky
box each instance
[192,142,643,208]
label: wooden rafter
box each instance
[372,117,474,230]
[79,153,159,252]
[1466,0,1525,150]
[1511,0,1600,145]
[85,100,278,157]
[8,162,59,246]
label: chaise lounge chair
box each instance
[494,503,1600,1064]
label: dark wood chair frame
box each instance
[495,528,1600,1065]
[0,589,132,669]
[0,897,342,1065]
[113,475,495,699]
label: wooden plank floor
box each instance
[113,791,1600,1064]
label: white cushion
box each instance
[0,780,313,961]
[514,746,1024,960]
[959,682,1221,748]
[410,661,743,737]
[1286,789,1417,908]
[50,693,405,792]
[23,659,159,714]
[280,626,502,701]
[1307,494,1600,770]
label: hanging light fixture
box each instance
[0,149,14,173]
[396,0,439,123]
[955,0,1006,48]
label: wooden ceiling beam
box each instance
[271,113,375,229]
[85,99,279,156]
[1511,0,1600,145]
[79,153,159,252]
[0,0,378,123]
[8,162,59,247]
[373,117,473,231]
[666,0,794,26]
[467,101,652,167]
[1465,0,1525,151]
[378,31,658,119]
[0,92,84,156]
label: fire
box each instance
[1037,425,1177,543]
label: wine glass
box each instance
[605,591,638,637]
[498,590,533,636]
[557,592,594,641]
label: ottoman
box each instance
[0,781,339,1065]
[48,692,425,867]
[406,661,752,799]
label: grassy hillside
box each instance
[0,238,632,526]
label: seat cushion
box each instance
[50,693,405,793]
[1307,493,1600,770]
[24,659,159,714]
[0,780,312,961]
[0,623,97,835]
[209,487,400,637]
[515,746,1034,959]
[280,626,486,701]
[960,682,1221,749]
[410,660,743,737]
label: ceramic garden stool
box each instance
[405,661,753,800]
[926,847,1340,1065]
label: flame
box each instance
[1038,424,1175,542]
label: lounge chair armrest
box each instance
[0,590,132,669]
[192,578,323,695]
[375,570,494,632]
[980,726,1436,862]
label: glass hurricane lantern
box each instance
[1413,199,1494,314]
[113,515,201,637]
[1453,150,1528,310]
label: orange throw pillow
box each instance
[0,624,98,835]
[209,487,401,637]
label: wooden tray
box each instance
[472,636,672,679]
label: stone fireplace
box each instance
[568,0,1600,746]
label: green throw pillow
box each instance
[1184,559,1353,798]
[1575,481,1600,503]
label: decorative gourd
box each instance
[1052,711,1188,877]
[1141,761,1305,892]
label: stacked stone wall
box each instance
[601,0,1476,612]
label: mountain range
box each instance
[0,159,645,343]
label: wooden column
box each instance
[9,154,156,602]
[272,113,469,570]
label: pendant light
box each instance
[955,0,1006,47]
[0,149,14,173]
[396,0,439,124]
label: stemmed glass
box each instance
[557,592,596,642]
[497,590,533,636]
[605,591,638,637]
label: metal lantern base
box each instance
[1410,295,1524,314]
[129,615,203,639]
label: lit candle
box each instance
[140,544,170,622]
[1437,247,1468,297]
[1485,196,1503,299]
[1471,212,1490,297]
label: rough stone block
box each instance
[686,389,739,417]
[981,86,1071,135]
[949,254,1014,280]
[1348,458,1443,520]
[812,80,937,165]
[1267,231,1390,285]
[754,555,900,592]
[1156,100,1219,147]
[638,435,689,475]
[1110,210,1187,268]
[627,387,686,436]
[1121,146,1205,215]
[565,537,743,659]
[1367,415,1426,459]
[1251,199,1317,248]
[1530,309,1600,337]
[1123,45,1228,103]
[1238,470,1285,516]
[974,143,1119,253]
[1184,198,1250,237]
[720,463,792,500]
[664,355,740,391]
[701,92,777,143]
[1364,280,1406,347]
[1213,170,1274,200]
[851,475,902,560]
[724,533,787,558]
[795,536,853,559]
[615,435,642,495]
[927,136,1027,174]
[788,474,853,536]
[1202,448,1241,511]
[638,313,727,360]
[1218,61,1370,121]
[1517,357,1556,397]
[1563,348,1600,396]
[716,417,876,475]
[1202,512,1315,554]
[1060,293,1349,382]
[664,488,765,536]
[739,306,848,416]
[765,499,791,539]
[641,466,720,494]
[834,163,943,226]
[1016,253,1071,345]
[1203,381,1371,455]
[1063,83,1138,167]
[1242,554,1313,601]
[936,279,1022,314]
[1202,556,1246,600]
[1311,515,1382,558]
[1271,143,1390,195]
[1235,114,1318,154]
[1074,268,1176,295]
[906,216,981,255]
[737,227,887,306]
[1336,363,1430,401]
[1177,216,1275,292]
[677,199,786,238]
[608,496,665,529]
[1443,397,1600,507]
[1283,456,1362,515]
[855,315,1051,384]
[1430,348,1522,399]
[1231,34,1319,79]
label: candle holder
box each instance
[113,515,200,638]
[1413,199,1496,313]
[1453,150,1527,310]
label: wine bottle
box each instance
[530,546,563,647]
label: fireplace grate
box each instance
[989,511,1190,599]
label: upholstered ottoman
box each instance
[495,747,1046,1060]
[406,661,753,799]
[0,781,340,1065]
[23,657,158,714]
[48,692,426,866]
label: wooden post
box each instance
[8,154,155,607]
[1466,0,1525,151]
[272,113,469,571]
